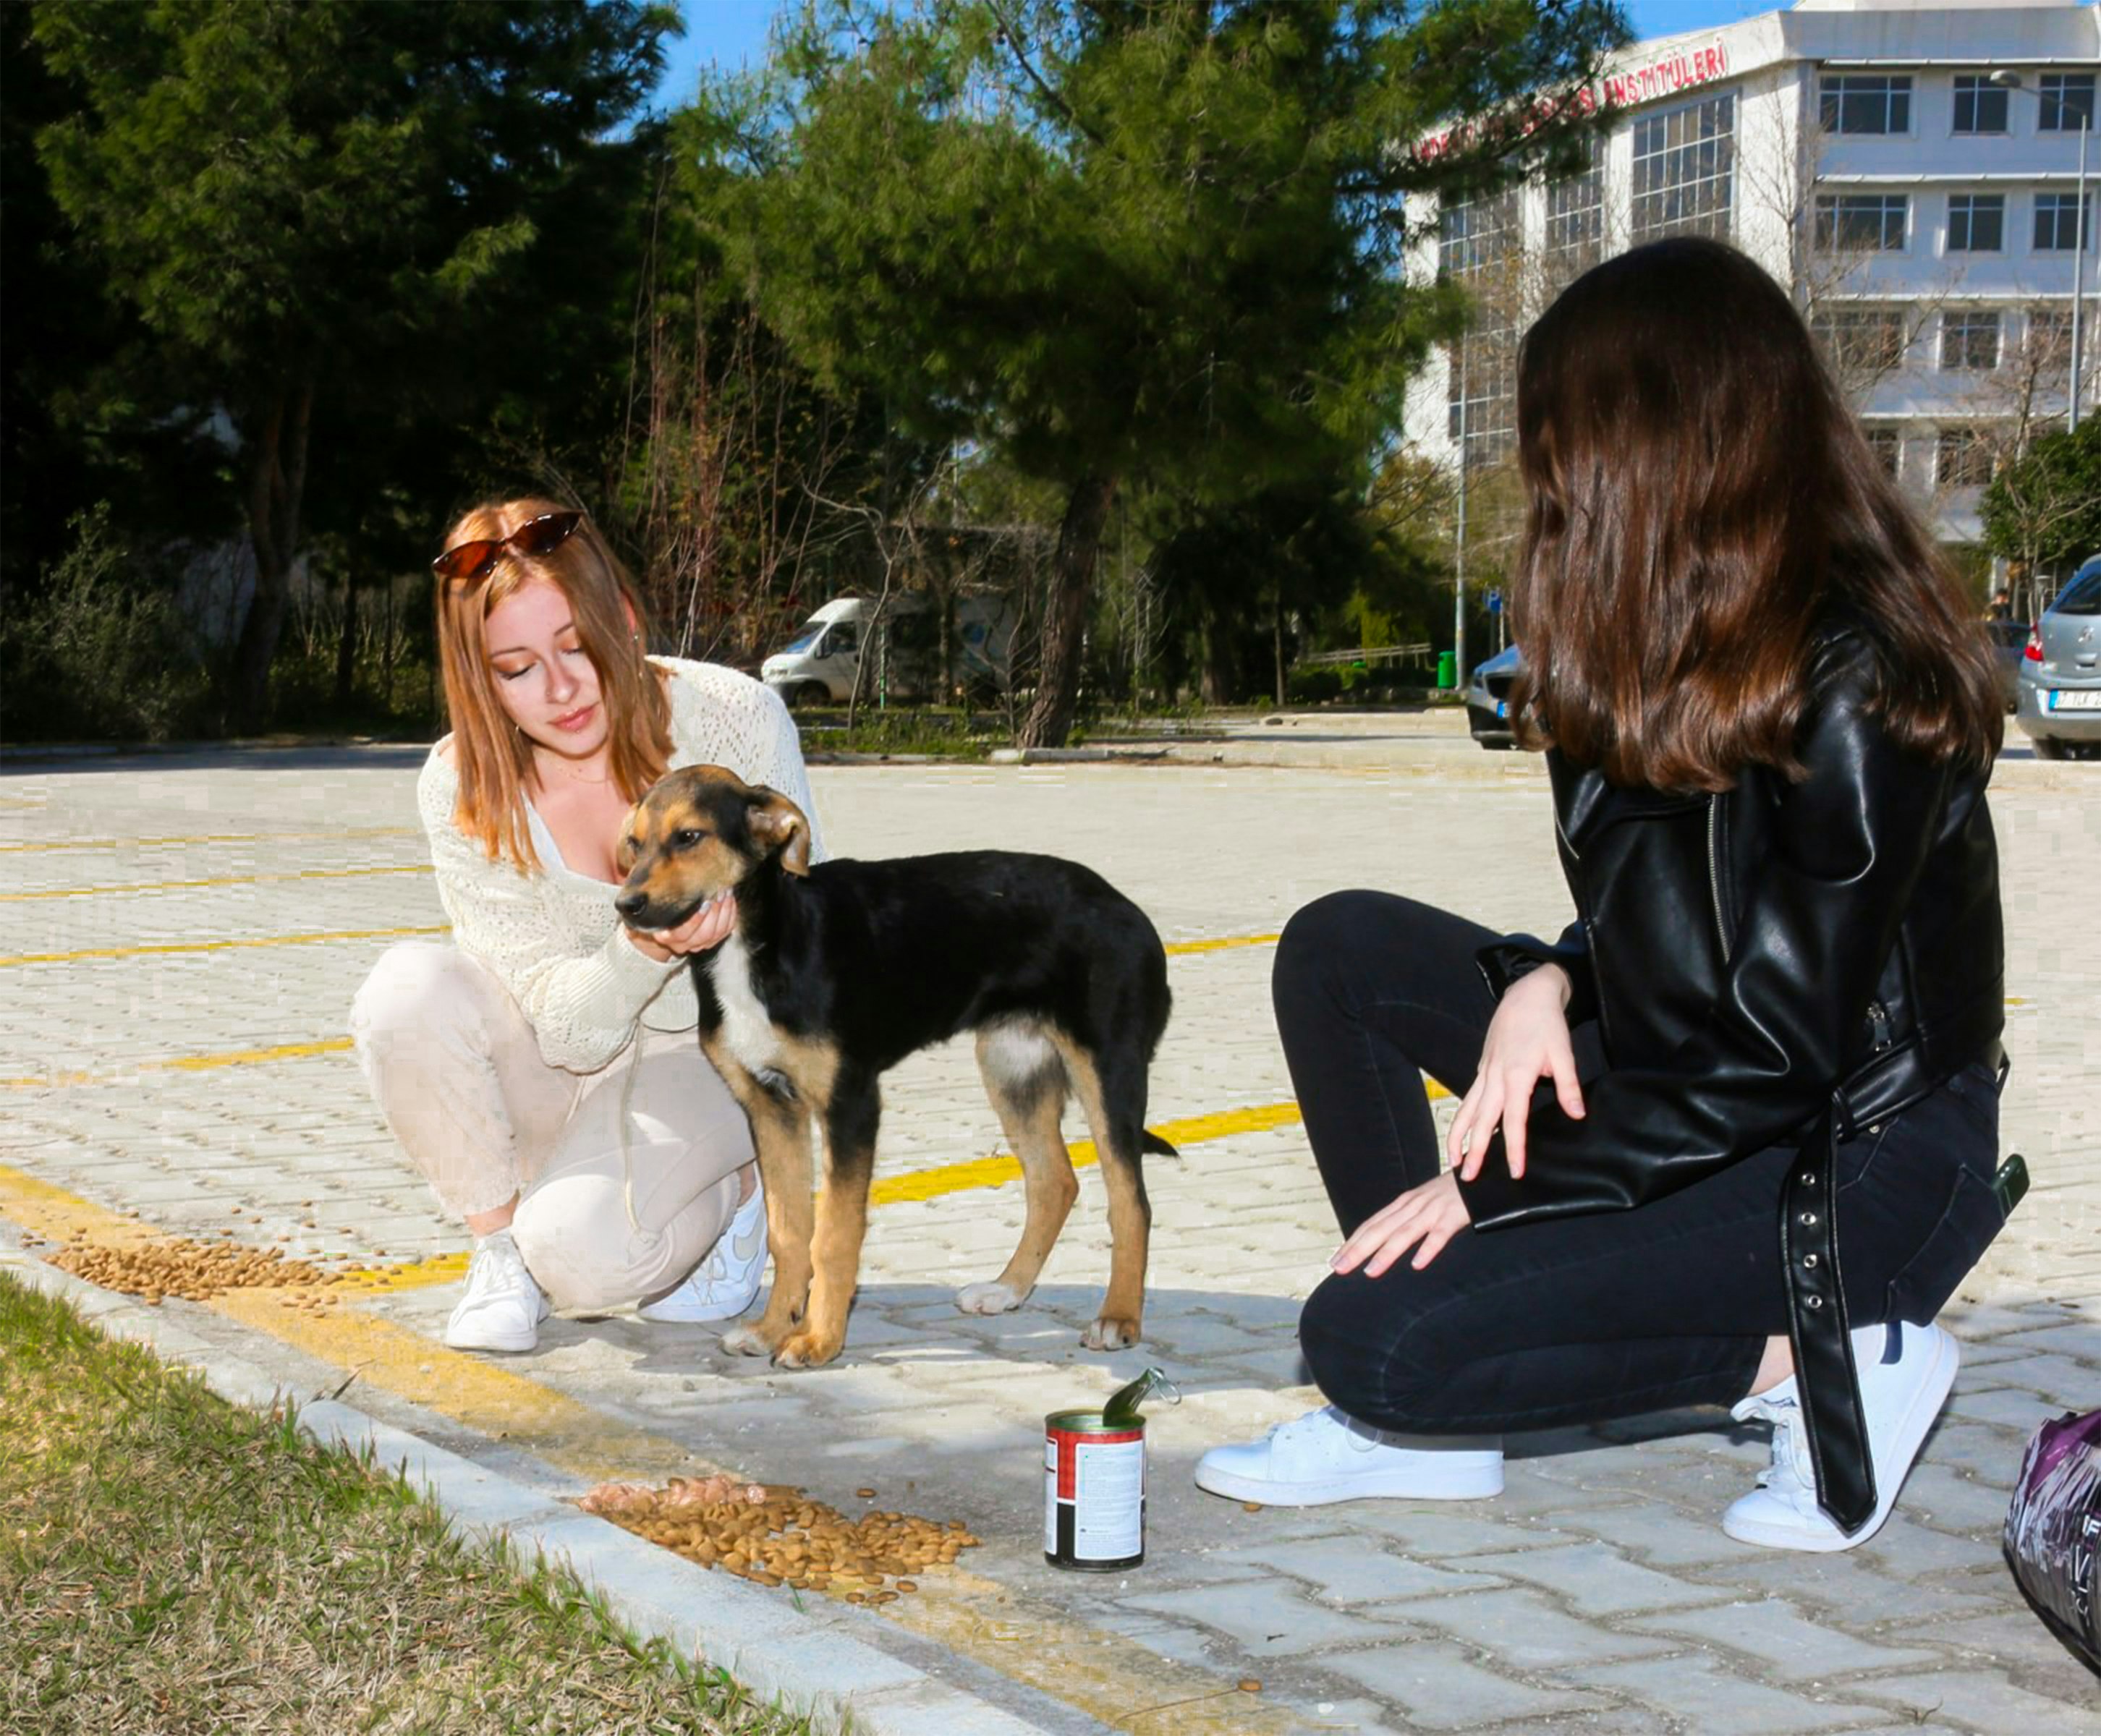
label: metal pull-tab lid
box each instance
[1101,1366,1181,1429]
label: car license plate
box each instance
[1494,701,1508,719]
[2047,689,2101,711]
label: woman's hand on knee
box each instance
[1333,1173,1471,1276]
[1447,964,1583,1182]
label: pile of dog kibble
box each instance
[580,1475,979,1602]
[46,1234,336,1305]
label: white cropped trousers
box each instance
[349,942,752,1311]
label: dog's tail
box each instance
[1141,1130,1179,1160]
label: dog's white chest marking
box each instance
[710,933,781,1076]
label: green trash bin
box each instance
[1436,650,1457,690]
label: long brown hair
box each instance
[1509,238,2001,790]
[435,498,673,870]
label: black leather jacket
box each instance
[1459,622,2005,1531]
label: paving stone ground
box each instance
[2,715,2097,1732]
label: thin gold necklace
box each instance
[540,754,614,788]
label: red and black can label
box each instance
[1045,1409,1145,1570]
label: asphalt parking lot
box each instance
[3,715,2097,1734]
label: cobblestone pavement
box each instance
[2,720,2097,1733]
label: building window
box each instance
[1952,75,2010,135]
[1440,188,1519,469]
[1447,335,1516,467]
[1815,193,1909,252]
[1937,427,1994,488]
[1631,93,1736,242]
[1946,193,2006,253]
[2034,192,2094,252]
[1814,304,1909,377]
[1438,187,1519,279]
[1544,136,1605,272]
[1863,427,1902,477]
[2039,73,2097,133]
[2028,306,2073,369]
[1820,75,1911,136]
[1940,310,2001,372]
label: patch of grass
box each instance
[799,706,997,760]
[0,1274,819,1735]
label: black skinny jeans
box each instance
[1278,890,2005,1438]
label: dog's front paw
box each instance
[772,1329,843,1369]
[1081,1315,1142,1351]
[721,1322,776,1358]
[955,1280,1027,1316]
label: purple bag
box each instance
[2003,1407,2101,1674]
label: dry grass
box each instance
[0,1273,819,1735]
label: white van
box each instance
[761,595,1016,706]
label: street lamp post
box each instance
[1993,69,2091,433]
[1453,372,1468,693]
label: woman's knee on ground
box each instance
[512,1172,672,1312]
[1299,1268,1472,1434]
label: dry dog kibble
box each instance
[48,1235,334,1303]
[574,1478,979,1599]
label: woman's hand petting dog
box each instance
[625,891,739,961]
[1333,1173,1472,1275]
[1446,962,1584,1183]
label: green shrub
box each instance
[0,506,209,744]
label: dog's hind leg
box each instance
[1053,1036,1153,1352]
[772,1067,878,1369]
[956,1023,1077,1318]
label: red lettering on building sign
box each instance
[1600,39,1731,113]
[1414,39,1727,162]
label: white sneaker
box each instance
[637,1177,768,1324]
[445,1229,548,1353]
[1194,1405,1503,1505]
[1724,1320,1958,1552]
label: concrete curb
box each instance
[0,1246,1086,1736]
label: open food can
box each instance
[1045,1367,1177,1571]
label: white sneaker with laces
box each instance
[445,1228,548,1354]
[638,1177,769,1324]
[1194,1405,1503,1505]
[1724,1319,1958,1552]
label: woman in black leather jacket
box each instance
[1195,238,2008,1552]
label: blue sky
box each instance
[652,1,1784,109]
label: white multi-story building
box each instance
[1406,0,2098,558]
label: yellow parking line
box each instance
[6,921,1267,971]
[0,864,430,901]
[1163,931,1280,956]
[0,923,449,969]
[0,1159,1333,1733]
[0,826,420,855]
[355,1089,1453,1297]
[0,929,1286,1085]
[4,1037,357,1092]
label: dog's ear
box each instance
[614,807,642,878]
[746,790,812,877]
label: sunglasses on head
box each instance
[430,511,585,584]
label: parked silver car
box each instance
[2014,556,2101,761]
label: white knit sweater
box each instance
[417,658,826,1073]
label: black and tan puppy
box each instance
[615,765,1174,1369]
